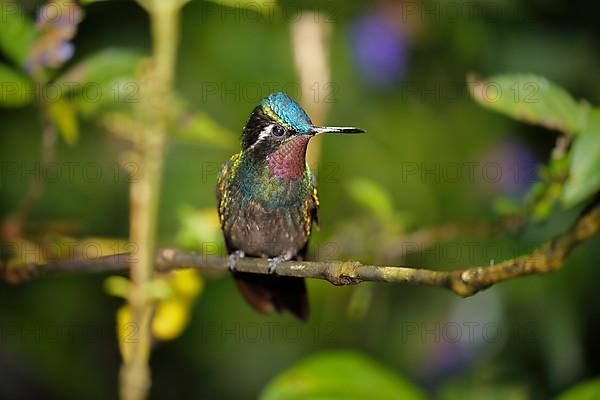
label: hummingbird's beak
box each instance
[309,126,366,136]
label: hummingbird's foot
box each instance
[267,252,293,274]
[228,250,245,272]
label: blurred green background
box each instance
[1,0,600,399]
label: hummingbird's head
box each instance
[241,92,365,165]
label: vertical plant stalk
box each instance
[290,12,332,169]
[120,1,186,400]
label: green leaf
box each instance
[468,73,588,135]
[55,48,143,116]
[562,109,600,207]
[56,48,142,88]
[260,351,426,400]
[48,98,79,145]
[346,178,394,220]
[0,63,34,107]
[0,0,38,67]
[558,378,600,400]
[104,276,131,299]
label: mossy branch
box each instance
[3,204,599,298]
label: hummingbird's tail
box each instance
[233,272,309,321]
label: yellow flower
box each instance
[169,269,203,299]
[151,300,189,341]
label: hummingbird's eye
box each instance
[271,125,286,138]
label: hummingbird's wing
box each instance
[297,171,320,260]
[216,153,240,234]
[308,171,320,232]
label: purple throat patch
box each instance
[267,135,310,179]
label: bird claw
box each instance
[267,253,291,274]
[228,250,245,272]
[267,258,278,274]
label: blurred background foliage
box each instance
[1,0,600,399]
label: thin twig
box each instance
[378,214,523,262]
[15,115,57,223]
[1,108,58,241]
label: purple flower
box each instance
[479,139,538,197]
[349,12,408,88]
[56,41,74,63]
[26,1,83,73]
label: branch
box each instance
[379,220,499,262]
[3,204,599,297]
[1,104,58,241]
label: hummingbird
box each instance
[216,92,365,320]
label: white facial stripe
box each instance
[248,124,275,151]
[258,124,274,141]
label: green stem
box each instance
[120,1,185,400]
